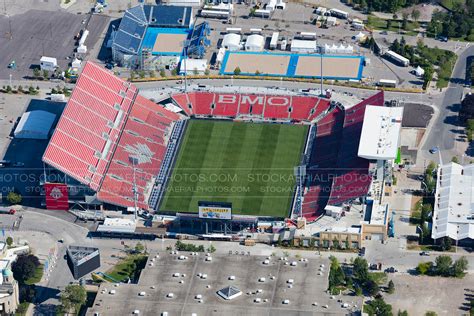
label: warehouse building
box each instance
[432,163,474,246]
[14,110,56,140]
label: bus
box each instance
[377,79,397,88]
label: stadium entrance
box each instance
[167,213,258,235]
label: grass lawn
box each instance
[369,272,388,285]
[367,15,418,36]
[24,264,43,285]
[106,254,147,283]
[406,243,456,252]
[15,302,30,316]
[161,120,308,217]
[440,0,465,10]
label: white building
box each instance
[326,16,337,26]
[432,163,474,244]
[384,50,410,67]
[180,58,208,74]
[358,106,403,160]
[290,39,317,53]
[222,33,241,51]
[245,34,265,52]
[14,110,56,140]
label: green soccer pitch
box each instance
[160,120,308,217]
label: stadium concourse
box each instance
[42,61,384,221]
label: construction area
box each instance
[87,252,361,316]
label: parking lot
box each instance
[384,274,474,315]
[88,252,362,315]
[0,10,109,80]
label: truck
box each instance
[0,208,16,215]
[40,56,58,72]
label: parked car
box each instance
[429,146,439,154]
[420,251,430,256]
[359,247,366,256]
[385,266,398,273]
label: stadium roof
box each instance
[358,106,403,160]
[432,162,474,241]
[43,61,180,209]
[14,110,56,139]
[113,4,194,56]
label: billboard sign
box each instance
[45,183,69,210]
[198,201,232,220]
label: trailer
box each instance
[40,56,58,72]
[384,50,410,67]
[329,8,348,19]
[270,32,279,49]
[377,79,397,88]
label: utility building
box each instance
[67,246,101,279]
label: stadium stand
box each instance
[43,62,181,209]
[172,92,331,122]
[186,22,211,59]
[301,105,344,219]
[327,91,384,206]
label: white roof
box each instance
[415,66,425,76]
[40,56,57,63]
[432,163,474,241]
[14,110,56,139]
[163,103,183,113]
[385,50,410,63]
[327,16,337,22]
[290,39,317,50]
[355,32,366,39]
[245,34,265,49]
[97,218,137,233]
[222,33,241,48]
[358,106,403,160]
[180,58,208,73]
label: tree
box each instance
[398,310,409,316]
[42,70,49,79]
[33,68,40,78]
[60,284,87,314]
[148,70,155,78]
[452,256,468,277]
[439,237,452,251]
[159,69,166,77]
[460,94,474,122]
[387,279,395,294]
[171,68,178,76]
[207,244,216,253]
[365,298,393,316]
[353,257,369,283]
[328,256,345,291]
[11,255,40,284]
[451,156,459,163]
[28,86,36,94]
[6,237,13,247]
[18,85,23,93]
[416,261,432,275]
[425,312,437,316]
[7,191,22,205]
[420,204,432,224]
[204,68,210,76]
[365,279,380,297]
[434,255,452,276]
[134,242,145,254]
[411,9,420,21]
[386,19,392,29]
[233,67,241,75]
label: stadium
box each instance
[42,61,384,227]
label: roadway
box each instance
[420,45,474,164]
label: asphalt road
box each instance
[421,45,474,163]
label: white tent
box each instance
[355,32,366,42]
[222,33,241,51]
[291,40,317,53]
[245,34,265,52]
[415,66,425,77]
[331,44,338,53]
[180,58,208,75]
[336,43,346,54]
[345,45,354,54]
[14,110,56,139]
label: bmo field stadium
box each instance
[42,62,384,221]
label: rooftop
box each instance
[358,106,403,160]
[86,252,358,315]
[432,162,474,241]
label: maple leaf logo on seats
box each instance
[125,143,154,165]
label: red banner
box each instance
[45,183,69,210]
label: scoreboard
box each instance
[198,201,232,220]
